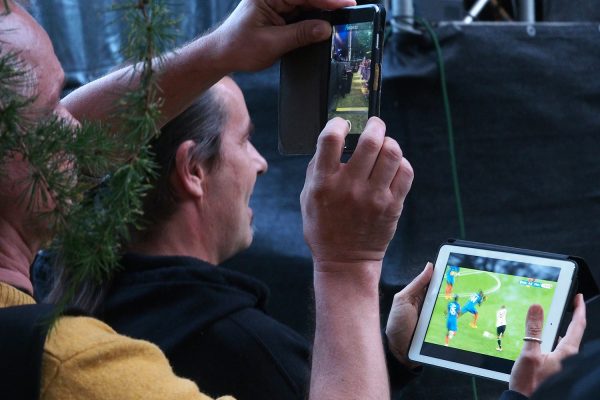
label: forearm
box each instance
[62,32,229,128]
[310,261,389,400]
[62,0,350,129]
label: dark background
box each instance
[30,1,600,399]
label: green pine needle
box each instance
[1,0,179,323]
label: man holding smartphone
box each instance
[43,75,431,399]
[0,0,416,399]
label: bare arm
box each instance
[311,261,387,400]
[62,0,356,128]
[302,118,414,399]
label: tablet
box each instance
[408,240,578,382]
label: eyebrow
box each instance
[246,121,255,139]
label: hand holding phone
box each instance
[278,5,385,154]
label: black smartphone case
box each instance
[279,39,330,155]
[278,7,385,155]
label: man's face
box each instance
[0,2,78,241]
[201,77,268,263]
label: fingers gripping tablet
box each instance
[408,240,579,382]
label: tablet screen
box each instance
[409,243,577,381]
[423,252,561,374]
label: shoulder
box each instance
[221,309,310,356]
[44,315,132,357]
[531,341,600,400]
[41,315,228,400]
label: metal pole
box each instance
[463,0,492,24]
[391,0,414,33]
[519,0,536,23]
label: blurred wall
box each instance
[28,0,240,86]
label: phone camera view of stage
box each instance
[328,22,373,134]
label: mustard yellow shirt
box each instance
[0,282,235,400]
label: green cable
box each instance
[416,18,474,400]
[418,19,467,241]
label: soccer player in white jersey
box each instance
[496,305,507,351]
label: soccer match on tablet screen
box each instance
[424,253,559,362]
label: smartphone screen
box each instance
[278,5,384,154]
[327,21,375,136]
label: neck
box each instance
[127,211,220,266]
[0,217,37,295]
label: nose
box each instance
[251,143,268,175]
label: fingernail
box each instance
[345,119,352,132]
[312,22,330,40]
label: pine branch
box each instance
[49,0,179,317]
[1,1,179,322]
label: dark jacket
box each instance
[500,340,600,400]
[97,253,310,400]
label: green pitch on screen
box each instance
[424,266,556,361]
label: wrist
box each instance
[508,384,534,398]
[309,244,386,271]
[385,332,421,370]
[190,31,234,77]
[504,389,530,400]
[313,259,382,297]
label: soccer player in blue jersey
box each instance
[445,295,461,346]
[461,289,486,328]
[445,265,460,299]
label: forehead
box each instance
[1,4,64,103]
[213,77,250,138]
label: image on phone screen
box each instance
[328,22,374,135]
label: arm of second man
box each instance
[62,0,355,129]
[301,117,414,400]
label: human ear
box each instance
[173,140,205,198]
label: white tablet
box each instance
[408,240,578,382]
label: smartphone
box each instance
[278,5,386,155]
[326,5,385,151]
[408,239,580,382]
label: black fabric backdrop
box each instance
[224,23,600,399]
[29,1,600,398]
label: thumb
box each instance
[276,20,332,53]
[523,304,544,352]
[395,262,433,301]
[406,262,434,294]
